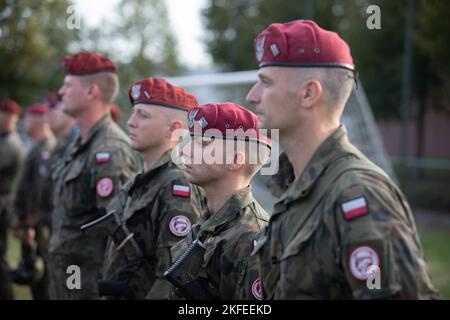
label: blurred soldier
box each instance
[168,102,271,300]
[99,78,205,299]
[46,91,78,162]
[42,92,78,239]
[12,103,56,299]
[47,51,141,299]
[110,104,121,124]
[0,98,24,300]
[246,20,439,299]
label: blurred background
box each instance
[1,0,449,298]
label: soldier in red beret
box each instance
[0,98,25,299]
[11,103,56,299]
[47,52,142,299]
[167,102,271,300]
[110,104,121,124]
[98,78,205,299]
[246,20,438,299]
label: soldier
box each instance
[246,19,439,299]
[110,104,121,124]
[12,103,56,299]
[99,78,205,299]
[46,91,78,162]
[0,98,25,300]
[167,102,271,300]
[47,51,142,299]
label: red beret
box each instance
[63,51,117,75]
[26,103,49,115]
[44,91,61,109]
[188,102,271,148]
[0,98,21,115]
[128,78,198,111]
[110,104,122,123]
[254,19,354,71]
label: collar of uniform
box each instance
[128,149,173,193]
[199,186,253,235]
[69,114,112,157]
[271,125,349,203]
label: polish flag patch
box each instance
[172,184,190,197]
[341,197,368,221]
[96,152,111,164]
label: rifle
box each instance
[164,240,215,300]
[81,209,145,298]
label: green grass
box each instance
[6,226,450,300]
[6,232,32,300]
[418,225,450,299]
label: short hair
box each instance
[290,67,354,113]
[81,72,119,104]
[225,139,271,178]
[163,107,189,129]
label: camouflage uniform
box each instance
[170,186,269,300]
[48,114,141,299]
[13,134,56,299]
[0,130,24,299]
[255,126,439,299]
[102,150,205,299]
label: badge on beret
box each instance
[96,152,110,164]
[349,246,380,280]
[131,83,141,100]
[252,278,263,300]
[341,197,368,221]
[96,177,114,198]
[169,215,191,237]
[188,108,199,129]
[256,36,266,62]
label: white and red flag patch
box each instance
[96,152,111,164]
[341,197,368,220]
[172,184,190,197]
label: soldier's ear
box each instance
[298,79,322,110]
[167,120,183,137]
[228,151,245,172]
[87,83,102,101]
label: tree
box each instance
[0,0,79,105]
[202,0,450,158]
[76,0,183,108]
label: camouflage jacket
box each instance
[255,125,439,299]
[41,127,79,228]
[0,130,24,211]
[14,135,56,225]
[48,115,141,297]
[102,150,205,299]
[170,186,269,300]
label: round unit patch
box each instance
[252,278,262,300]
[169,215,191,237]
[349,246,380,280]
[96,177,114,198]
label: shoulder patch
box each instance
[96,177,114,197]
[169,215,191,237]
[252,278,263,300]
[96,152,111,164]
[349,246,380,280]
[172,184,190,197]
[341,197,368,221]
